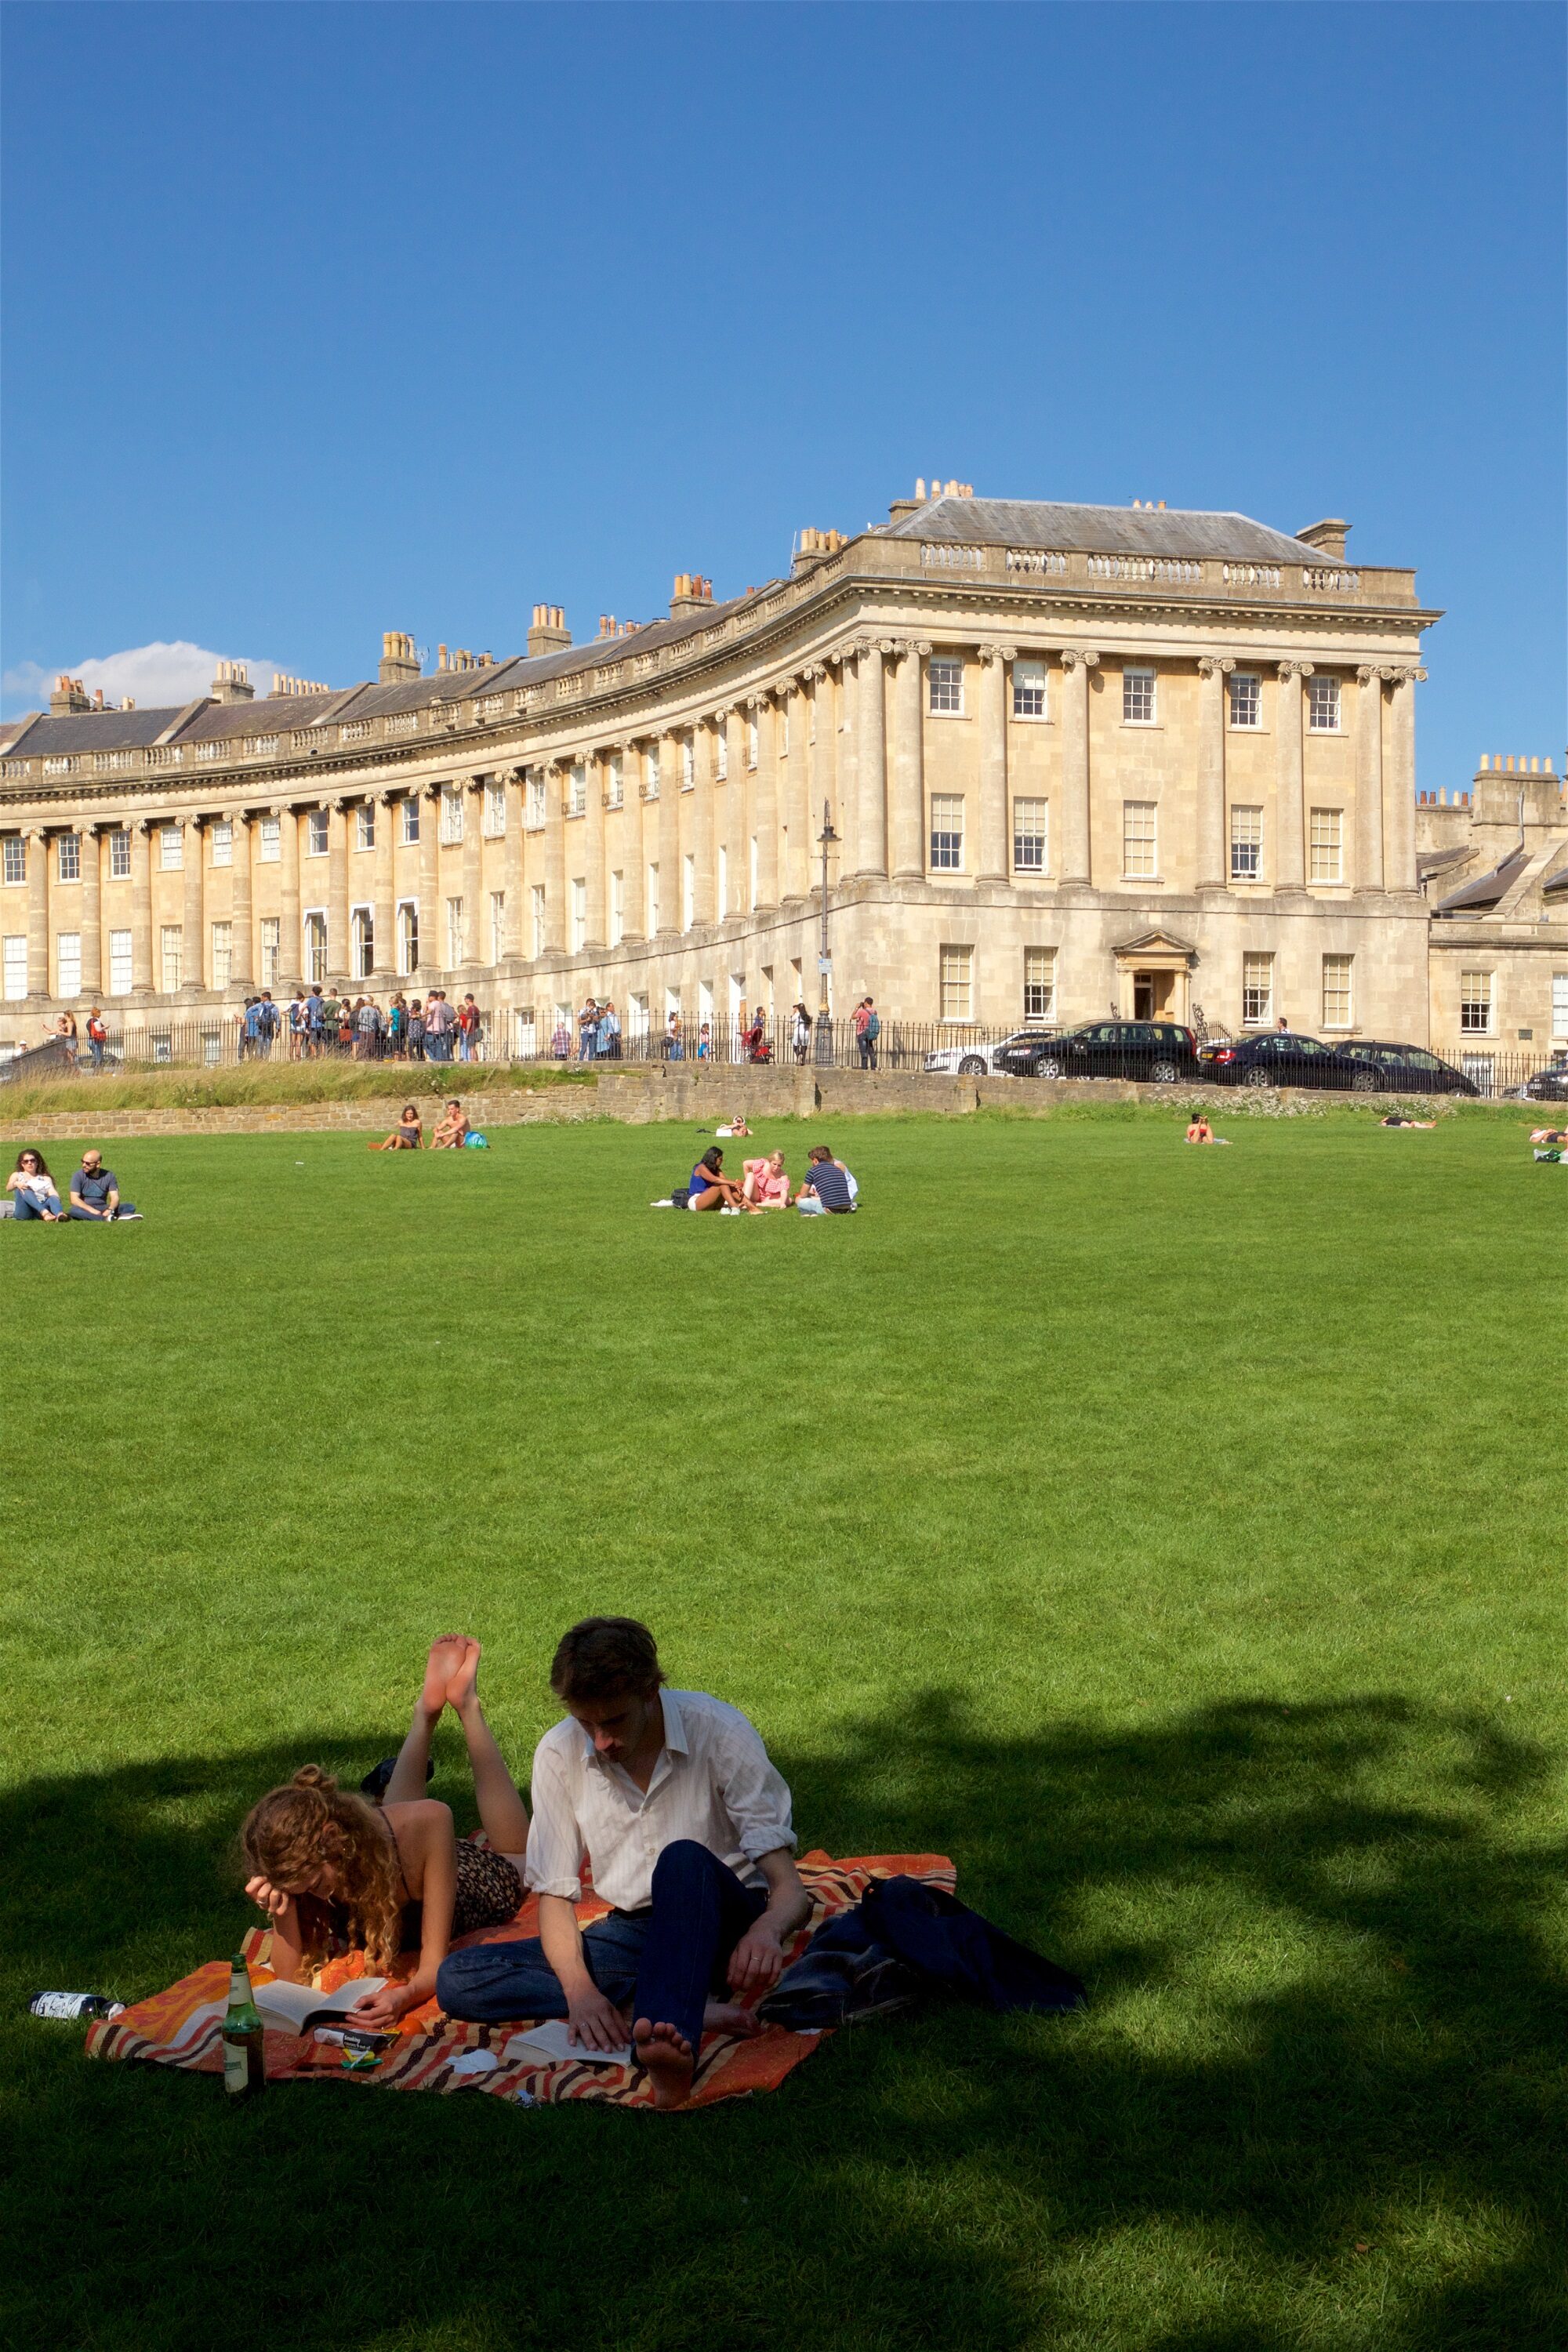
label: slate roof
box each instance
[877,495,1334,566]
[1432,847,1530,913]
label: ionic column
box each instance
[80,822,103,997]
[775,677,805,900]
[418,787,440,978]
[1354,668,1385,893]
[543,763,567,953]
[326,799,350,982]
[724,710,746,916]
[230,812,253,989]
[372,793,396,976]
[1383,668,1423,893]
[182,815,205,990]
[658,734,681,931]
[833,652,858,877]
[1196,657,1233,890]
[462,779,483,964]
[1274,662,1312,892]
[278,802,303,987]
[582,754,606,950]
[807,670,835,879]
[24,826,49,999]
[503,772,525,960]
[692,723,717,925]
[889,642,928,880]
[853,641,887,878]
[1058,650,1099,885]
[130,817,154,996]
[751,692,781,909]
[977,643,1015,882]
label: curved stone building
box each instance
[2,482,1559,1062]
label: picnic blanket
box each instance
[84,1849,956,2111]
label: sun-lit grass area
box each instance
[2,1111,1562,2352]
[0,1056,591,1122]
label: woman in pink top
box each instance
[742,1150,789,1208]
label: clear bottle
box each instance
[221,1953,265,2099]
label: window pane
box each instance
[1122,801,1157,877]
[160,825,183,869]
[1322,953,1353,1028]
[401,800,421,844]
[930,794,964,872]
[160,924,183,991]
[1308,808,1343,884]
[210,821,233,866]
[1123,669,1155,724]
[1308,676,1341,730]
[56,931,81,996]
[939,944,973,1022]
[1012,662,1046,720]
[109,929,133,995]
[1229,674,1260,728]
[56,833,81,883]
[928,658,964,715]
[1243,953,1274,1025]
[1013,798,1047,873]
[1023,946,1055,1020]
[1459,971,1494,1033]
[110,830,132,878]
[1229,805,1262,880]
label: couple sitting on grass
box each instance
[684,1142,857,1214]
[241,1618,808,2108]
[371,1100,474,1151]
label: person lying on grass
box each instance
[742,1149,790,1207]
[437,1616,811,2110]
[241,1636,529,2032]
[372,1104,423,1151]
[688,1145,754,1211]
[430,1099,469,1151]
[1184,1114,1229,1145]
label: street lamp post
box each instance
[814,800,839,1067]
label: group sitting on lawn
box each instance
[371,1099,478,1151]
[670,1142,858,1214]
[5,1147,143,1221]
[241,1620,808,2107]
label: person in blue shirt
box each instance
[796,1145,856,1215]
[688,1147,750,1212]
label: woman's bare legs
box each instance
[383,1635,468,1803]
[445,1639,531,1858]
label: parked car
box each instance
[1330,1040,1481,1096]
[1512,1060,1568,1102]
[1197,1031,1345,1088]
[924,1027,1058,1077]
[999,1020,1202,1083]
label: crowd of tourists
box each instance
[237,988,486,1062]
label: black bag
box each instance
[669,1184,691,1209]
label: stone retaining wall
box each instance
[0,1065,1489,1145]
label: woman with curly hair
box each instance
[241,1637,529,2031]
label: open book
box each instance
[253,1976,388,2034]
[500,2019,632,2067]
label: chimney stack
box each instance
[1297,518,1351,561]
[49,673,93,715]
[211,659,255,704]
[379,630,420,684]
[527,603,572,657]
[669,573,714,617]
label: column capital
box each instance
[1276,659,1314,681]
[798,663,827,684]
[1058,647,1100,671]
[1196,655,1236,678]
[1381,666,1425,688]
[978,642,1017,666]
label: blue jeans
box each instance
[435,1840,766,2060]
[11,1192,63,1219]
[67,1200,136,1219]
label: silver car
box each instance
[924,1027,1058,1077]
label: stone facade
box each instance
[3,482,1555,1064]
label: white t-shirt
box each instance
[524,1688,796,1912]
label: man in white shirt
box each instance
[437,1618,810,2107]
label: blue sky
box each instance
[3,1,1563,788]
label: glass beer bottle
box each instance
[222,1953,265,2099]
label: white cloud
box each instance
[2,641,284,717]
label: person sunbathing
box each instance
[713,1116,751,1138]
[1381,1113,1435,1129]
[372,1105,423,1151]
[742,1150,789,1207]
[241,1637,529,2032]
[430,1100,469,1150]
[688,1145,753,1211]
[1529,1127,1567,1146]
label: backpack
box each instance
[865,1012,880,1041]
[670,1183,691,1209]
[463,1131,489,1149]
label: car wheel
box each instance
[1149,1059,1179,1084]
[1243,1065,1273,1089]
[1036,1057,1065,1081]
[958,1055,986,1076]
[1350,1068,1378,1093]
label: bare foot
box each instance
[633,2016,695,2108]
[421,1635,468,1719]
[702,2000,761,2039]
[445,1636,482,1713]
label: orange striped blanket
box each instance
[85,1850,955,2111]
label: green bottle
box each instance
[221,1953,265,2100]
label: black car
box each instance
[998,1020,1201,1083]
[1515,1061,1568,1103]
[1330,1040,1481,1096]
[1197,1031,1346,1088]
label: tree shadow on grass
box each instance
[5,1694,1565,2352]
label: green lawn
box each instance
[2,1110,1563,2352]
